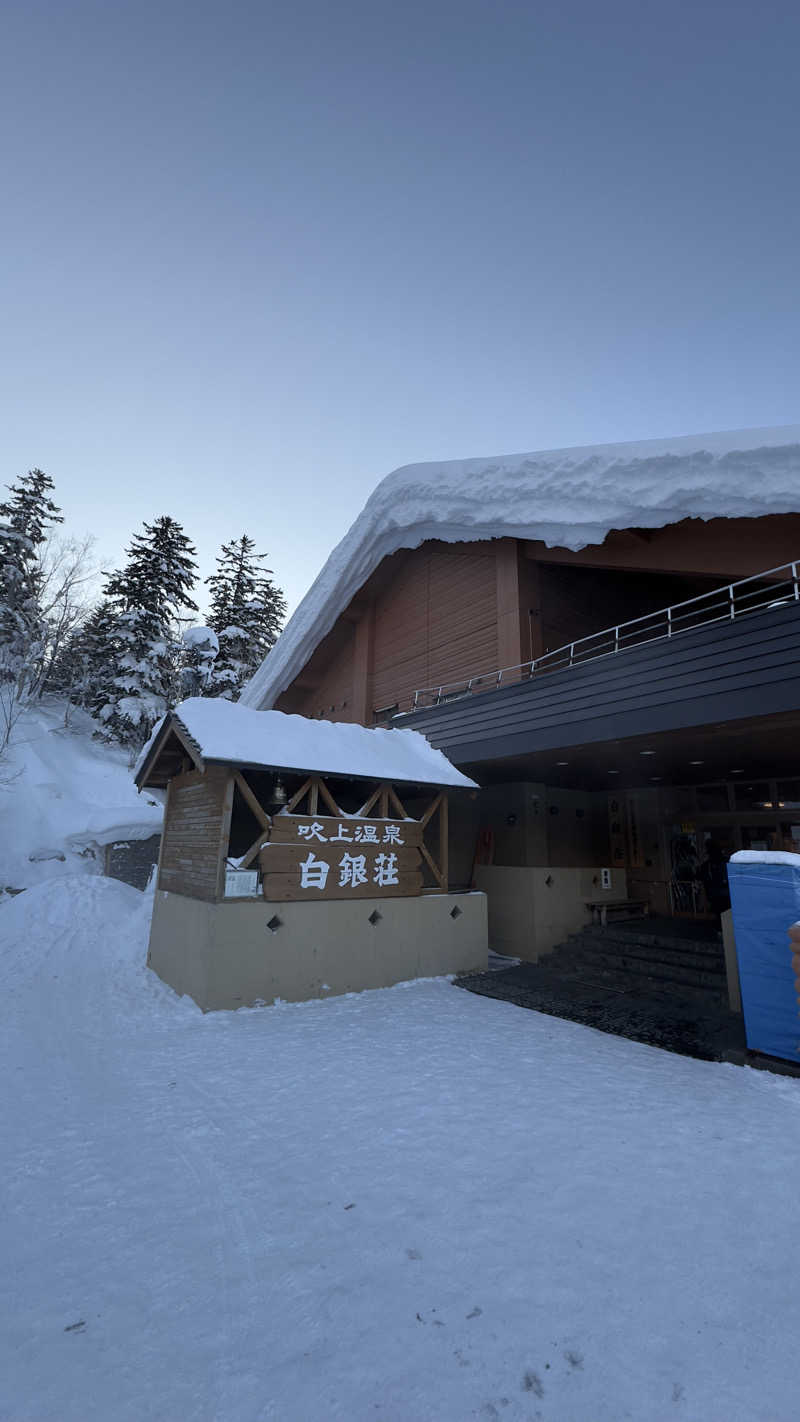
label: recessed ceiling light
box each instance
[730,769,744,774]
[690,760,704,766]
[650,776,662,781]
[608,769,619,775]
[640,750,656,757]
[556,761,569,766]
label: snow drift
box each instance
[241,423,800,710]
[0,701,162,893]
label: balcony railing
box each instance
[411,558,800,711]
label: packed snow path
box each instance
[2,878,799,1421]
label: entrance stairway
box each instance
[541,917,728,1005]
[457,914,741,1061]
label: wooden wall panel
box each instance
[277,539,502,723]
[291,640,355,721]
[158,767,232,902]
[372,543,498,712]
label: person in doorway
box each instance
[699,839,731,925]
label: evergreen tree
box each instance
[98,516,198,748]
[205,535,286,699]
[0,470,63,743]
[179,625,219,698]
[48,600,119,713]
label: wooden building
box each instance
[135,699,487,1010]
[241,426,800,961]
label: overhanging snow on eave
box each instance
[239,424,800,711]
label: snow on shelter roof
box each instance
[240,423,800,711]
[135,698,477,790]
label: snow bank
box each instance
[240,423,800,709]
[0,875,194,1023]
[138,696,478,789]
[0,701,162,892]
[4,874,800,1421]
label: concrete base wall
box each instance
[147,889,488,1012]
[473,865,628,961]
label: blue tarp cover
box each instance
[728,860,800,1062]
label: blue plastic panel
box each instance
[728,860,800,1062]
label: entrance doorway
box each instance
[626,776,800,919]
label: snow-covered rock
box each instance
[240,423,800,709]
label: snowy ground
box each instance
[0,701,161,893]
[3,880,800,1420]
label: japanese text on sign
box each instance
[260,813,423,900]
[299,850,400,891]
[296,820,405,845]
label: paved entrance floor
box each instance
[457,917,746,1062]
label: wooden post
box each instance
[153,777,172,896]
[214,773,235,901]
[439,793,448,893]
[418,791,447,891]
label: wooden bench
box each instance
[586,898,650,929]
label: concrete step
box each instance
[568,932,726,977]
[578,922,723,955]
[568,959,723,996]
[538,952,727,1005]
[544,932,728,1001]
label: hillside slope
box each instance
[0,700,162,894]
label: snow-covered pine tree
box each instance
[180,625,219,698]
[0,469,63,749]
[48,600,120,714]
[99,516,198,749]
[205,535,286,698]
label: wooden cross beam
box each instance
[419,791,448,892]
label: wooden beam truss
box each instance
[231,771,449,891]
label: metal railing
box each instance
[411,558,800,711]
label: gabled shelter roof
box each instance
[239,423,800,711]
[134,697,478,791]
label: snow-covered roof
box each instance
[136,697,477,790]
[66,811,163,851]
[240,423,800,710]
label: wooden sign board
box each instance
[260,814,423,901]
[266,814,423,849]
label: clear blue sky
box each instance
[2,0,798,615]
